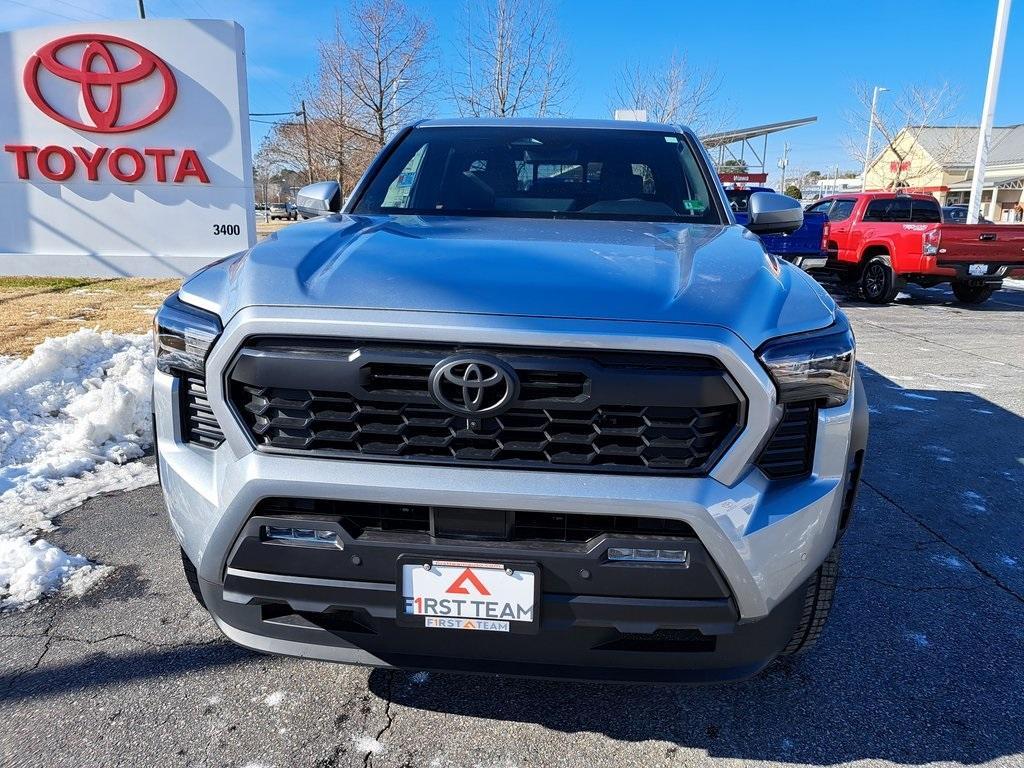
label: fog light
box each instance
[264,525,342,548]
[607,547,689,565]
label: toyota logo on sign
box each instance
[23,33,177,133]
[428,355,519,418]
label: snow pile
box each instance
[0,329,157,608]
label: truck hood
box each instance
[182,214,836,350]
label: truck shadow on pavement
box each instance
[368,362,1024,765]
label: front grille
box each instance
[228,339,744,476]
[180,374,224,448]
[253,498,697,543]
[756,402,817,479]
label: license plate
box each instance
[969,263,989,276]
[398,558,539,633]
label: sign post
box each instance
[0,19,255,277]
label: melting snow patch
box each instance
[932,553,967,571]
[907,632,930,648]
[354,736,383,754]
[0,536,110,608]
[0,329,156,608]
[264,691,287,707]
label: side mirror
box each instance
[295,181,342,218]
[745,192,803,235]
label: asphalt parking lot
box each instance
[2,281,1023,768]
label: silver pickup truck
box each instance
[154,118,867,682]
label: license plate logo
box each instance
[969,263,989,276]
[401,560,535,631]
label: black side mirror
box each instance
[295,181,342,218]
[745,192,803,235]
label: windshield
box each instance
[352,126,721,224]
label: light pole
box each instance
[777,142,790,194]
[861,85,887,192]
[968,0,1012,224]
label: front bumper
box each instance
[156,309,865,681]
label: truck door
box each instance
[823,198,858,264]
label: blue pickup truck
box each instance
[726,187,828,270]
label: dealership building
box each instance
[864,124,1024,222]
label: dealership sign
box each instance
[0,20,254,277]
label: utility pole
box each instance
[137,0,146,18]
[777,142,790,193]
[300,100,314,184]
[861,85,887,192]
[968,0,1012,224]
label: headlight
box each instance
[153,293,222,376]
[757,313,855,407]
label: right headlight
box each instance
[153,292,222,376]
[757,313,855,408]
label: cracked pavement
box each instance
[1,282,1023,767]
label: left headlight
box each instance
[153,292,222,376]
[757,313,855,408]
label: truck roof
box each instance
[819,191,938,201]
[416,117,686,133]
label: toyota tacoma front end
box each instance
[154,119,867,682]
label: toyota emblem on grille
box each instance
[428,355,519,418]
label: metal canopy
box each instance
[701,117,818,148]
[700,116,817,180]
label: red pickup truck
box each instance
[809,192,1024,304]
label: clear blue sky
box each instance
[4,0,1024,175]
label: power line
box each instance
[2,0,87,21]
[49,0,110,18]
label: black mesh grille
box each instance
[756,402,817,479]
[233,386,738,475]
[180,374,224,448]
[228,339,744,477]
[253,498,696,543]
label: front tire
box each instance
[951,281,997,304]
[860,256,903,304]
[778,547,839,656]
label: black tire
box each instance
[778,547,839,656]
[180,548,207,609]
[860,256,902,304]
[951,281,997,304]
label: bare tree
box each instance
[256,18,375,194]
[843,81,970,189]
[449,0,573,118]
[610,51,728,134]
[346,0,436,148]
